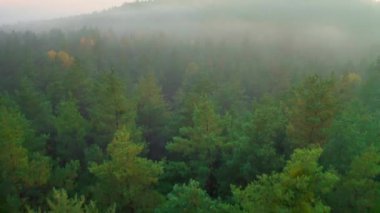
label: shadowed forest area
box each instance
[0,0,380,212]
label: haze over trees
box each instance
[0,0,380,212]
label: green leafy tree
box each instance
[89,127,163,212]
[233,148,338,213]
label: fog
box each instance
[0,0,131,25]
[2,0,380,68]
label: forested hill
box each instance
[4,0,380,37]
[4,0,380,65]
[1,0,380,212]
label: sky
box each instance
[0,0,135,25]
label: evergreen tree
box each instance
[287,75,337,148]
[89,71,136,148]
[54,99,88,163]
[167,97,224,196]
[156,180,232,213]
[89,127,163,212]
[329,146,380,212]
[233,148,338,212]
[221,96,286,190]
[136,72,170,160]
[0,102,51,211]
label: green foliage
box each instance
[287,75,337,148]
[322,101,378,173]
[156,180,232,213]
[329,146,380,212]
[16,78,54,134]
[1,27,380,212]
[361,59,380,111]
[89,71,136,148]
[0,103,51,211]
[49,160,80,193]
[54,99,88,163]
[222,96,286,188]
[27,188,115,213]
[136,72,171,159]
[167,97,224,195]
[89,127,163,211]
[233,148,338,213]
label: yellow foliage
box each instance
[346,72,361,84]
[80,37,96,47]
[47,49,75,68]
[47,50,57,60]
[57,51,75,68]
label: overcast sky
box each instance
[0,0,135,25]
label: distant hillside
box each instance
[3,0,380,36]
[2,0,380,64]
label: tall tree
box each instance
[89,71,136,148]
[221,96,286,191]
[54,99,88,164]
[136,72,170,160]
[156,180,232,213]
[16,78,54,135]
[0,101,51,211]
[328,146,380,212]
[233,148,338,212]
[321,101,378,174]
[287,75,337,148]
[167,97,224,196]
[89,127,163,212]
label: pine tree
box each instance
[167,97,224,196]
[89,127,163,212]
[287,75,337,148]
[156,180,232,213]
[136,72,170,160]
[0,101,51,211]
[89,71,136,148]
[54,99,88,163]
[233,148,338,212]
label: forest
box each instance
[1,0,380,212]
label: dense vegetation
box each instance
[1,1,380,212]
